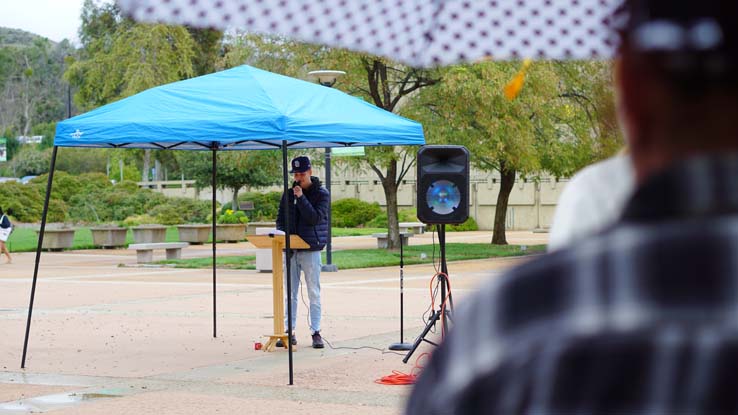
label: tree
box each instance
[67,1,202,183]
[8,146,51,176]
[405,61,622,244]
[340,55,440,249]
[32,121,56,149]
[177,150,283,211]
[188,28,223,76]
[218,33,441,249]
[0,34,72,140]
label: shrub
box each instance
[122,214,158,227]
[68,185,168,223]
[448,216,479,232]
[238,191,282,221]
[171,197,212,223]
[114,180,141,193]
[0,181,66,222]
[31,171,84,203]
[331,198,382,227]
[218,209,248,224]
[150,197,211,225]
[366,207,419,228]
[150,204,185,225]
[77,172,113,191]
[9,146,51,176]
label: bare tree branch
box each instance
[396,149,416,186]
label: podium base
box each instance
[263,334,295,352]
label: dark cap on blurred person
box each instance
[613,0,738,86]
[290,156,311,173]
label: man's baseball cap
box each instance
[614,0,738,81]
[290,156,312,173]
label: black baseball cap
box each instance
[613,0,738,84]
[290,156,312,173]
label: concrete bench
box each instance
[399,222,426,235]
[128,242,189,263]
[372,232,413,249]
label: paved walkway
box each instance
[0,231,546,414]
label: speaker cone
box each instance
[425,180,461,215]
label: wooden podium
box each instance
[249,233,310,351]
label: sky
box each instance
[0,0,87,43]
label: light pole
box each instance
[308,70,345,273]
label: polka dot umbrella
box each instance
[117,0,622,66]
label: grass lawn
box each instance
[5,227,181,252]
[156,243,546,270]
[5,226,390,252]
[331,227,387,237]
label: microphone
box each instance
[293,181,299,205]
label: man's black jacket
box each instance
[276,176,330,251]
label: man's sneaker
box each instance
[311,331,324,349]
[275,333,296,348]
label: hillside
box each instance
[0,27,53,47]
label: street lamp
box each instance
[308,70,346,87]
[308,70,346,273]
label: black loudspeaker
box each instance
[416,145,470,224]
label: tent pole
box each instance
[212,147,217,338]
[283,141,294,385]
[21,145,59,368]
[322,148,336,272]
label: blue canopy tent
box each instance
[22,65,425,383]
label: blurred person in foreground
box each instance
[407,1,738,414]
[548,149,634,251]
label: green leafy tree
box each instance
[219,33,440,249]
[32,121,56,149]
[108,151,141,182]
[188,28,223,76]
[177,150,282,212]
[405,61,622,244]
[67,0,218,184]
[0,34,72,138]
[8,146,51,176]
[55,148,109,175]
[342,55,440,249]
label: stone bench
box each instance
[128,242,189,263]
[372,232,413,249]
[398,222,426,235]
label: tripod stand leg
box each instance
[402,309,441,363]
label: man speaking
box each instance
[276,156,330,349]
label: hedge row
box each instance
[0,175,479,231]
[0,171,210,225]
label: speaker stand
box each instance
[403,224,453,363]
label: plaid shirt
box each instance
[407,153,738,415]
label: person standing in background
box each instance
[0,207,13,264]
[276,156,330,349]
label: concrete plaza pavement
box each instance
[0,231,547,414]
